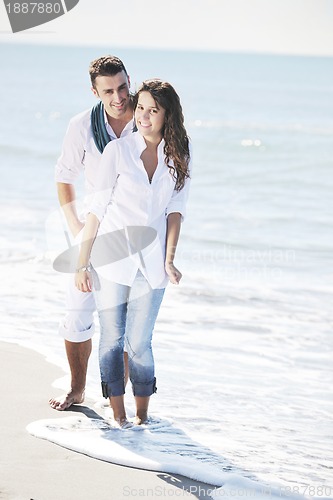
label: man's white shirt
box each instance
[55,108,135,196]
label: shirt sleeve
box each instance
[165,144,193,221]
[54,116,86,184]
[88,141,120,222]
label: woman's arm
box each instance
[75,141,120,292]
[165,212,182,285]
[75,213,100,292]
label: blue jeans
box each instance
[93,270,165,398]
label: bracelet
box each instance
[76,264,92,273]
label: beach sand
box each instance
[0,341,216,500]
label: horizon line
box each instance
[1,37,333,59]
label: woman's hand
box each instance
[75,269,93,292]
[165,262,182,285]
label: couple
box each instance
[49,55,192,427]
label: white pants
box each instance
[58,274,96,343]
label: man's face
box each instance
[92,71,131,119]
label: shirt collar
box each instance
[135,131,165,157]
[103,109,135,139]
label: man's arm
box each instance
[55,113,88,237]
[57,182,84,238]
[75,212,100,292]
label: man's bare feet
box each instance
[49,389,85,411]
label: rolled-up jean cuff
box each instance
[132,377,157,397]
[102,379,125,398]
[58,322,95,343]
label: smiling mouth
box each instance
[113,102,125,109]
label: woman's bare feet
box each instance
[49,389,85,411]
[113,417,133,429]
[134,396,150,425]
[104,398,133,429]
[134,415,148,425]
[107,394,133,428]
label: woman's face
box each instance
[135,91,166,141]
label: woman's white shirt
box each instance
[89,131,191,289]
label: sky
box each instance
[1,0,333,56]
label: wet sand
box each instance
[0,341,215,500]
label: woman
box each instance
[75,79,191,427]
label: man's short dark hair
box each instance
[89,55,128,88]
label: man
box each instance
[49,55,134,410]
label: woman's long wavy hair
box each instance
[133,79,190,191]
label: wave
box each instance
[0,142,58,160]
[27,411,330,500]
[189,119,333,136]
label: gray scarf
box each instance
[91,101,137,154]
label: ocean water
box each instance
[0,42,332,495]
